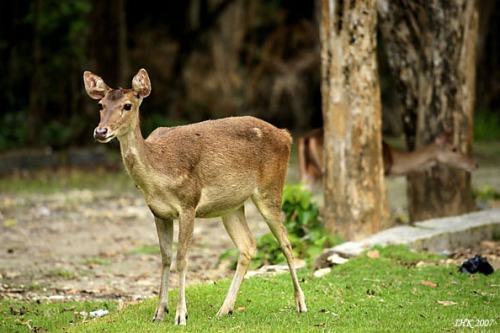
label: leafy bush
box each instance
[0,111,28,150]
[473,184,500,210]
[220,184,342,270]
[474,110,500,141]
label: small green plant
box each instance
[47,268,76,279]
[83,258,110,266]
[221,184,342,269]
[129,244,161,255]
[473,184,500,208]
[474,110,500,141]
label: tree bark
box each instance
[320,0,389,241]
[378,0,478,222]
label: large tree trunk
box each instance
[378,0,478,222]
[320,0,389,241]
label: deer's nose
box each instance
[94,127,108,140]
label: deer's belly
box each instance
[146,196,180,220]
[195,186,254,218]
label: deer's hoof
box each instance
[152,306,168,322]
[296,300,308,313]
[175,313,188,326]
[216,307,234,317]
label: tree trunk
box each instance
[320,0,389,241]
[378,0,478,222]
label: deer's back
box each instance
[142,116,291,218]
[145,116,291,178]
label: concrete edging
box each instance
[319,208,500,263]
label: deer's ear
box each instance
[132,68,151,98]
[435,131,453,147]
[83,71,109,100]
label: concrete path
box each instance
[316,208,500,267]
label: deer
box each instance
[297,128,478,189]
[83,69,307,325]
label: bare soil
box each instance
[0,187,270,302]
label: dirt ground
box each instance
[0,157,499,303]
[0,185,275,302]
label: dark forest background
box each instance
[0,0,499,151]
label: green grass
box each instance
[0,169,133,194]
[0,300,116,332]
[1,246,498,332]
[83,258,110,267]
[128,244,161,255]
[47,268,77,279]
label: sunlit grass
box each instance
[1,246,497,333]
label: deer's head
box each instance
[83,69,151,143]
[434,132,478,172]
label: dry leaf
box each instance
[437,301,457,306]
[367,250,380,259]
[118,300,142,311]
[421,280,437,288]
[237,306,246,312]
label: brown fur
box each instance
[83,68,307,326]
[297,128,478,188]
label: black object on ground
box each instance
[459,255,494,275]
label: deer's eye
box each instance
[124,103,132,111]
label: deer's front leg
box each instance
[152,217,174,322]
[175,210,195,326]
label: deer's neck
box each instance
[118,120,152,186]
[389,143,438,176]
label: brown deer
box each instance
[83,69,307,325]
[297,128,478,188]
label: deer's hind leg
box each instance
[217,205,257,316]
[251,190,307,313]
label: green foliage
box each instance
[473,184,500,201]
[474,109,500,141]
[40,120,73,148]
[0,111,29,150]
[25,0,91,64]
[473,184,500,209]
[221,184,341,270]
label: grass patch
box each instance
[0,169,133,194]
[2,245,496,332]
[83,258,110,267]
[0,299,116,332]
[129,245,161,255]
[47,268,76,279]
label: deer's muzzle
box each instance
[94,127,113,143]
